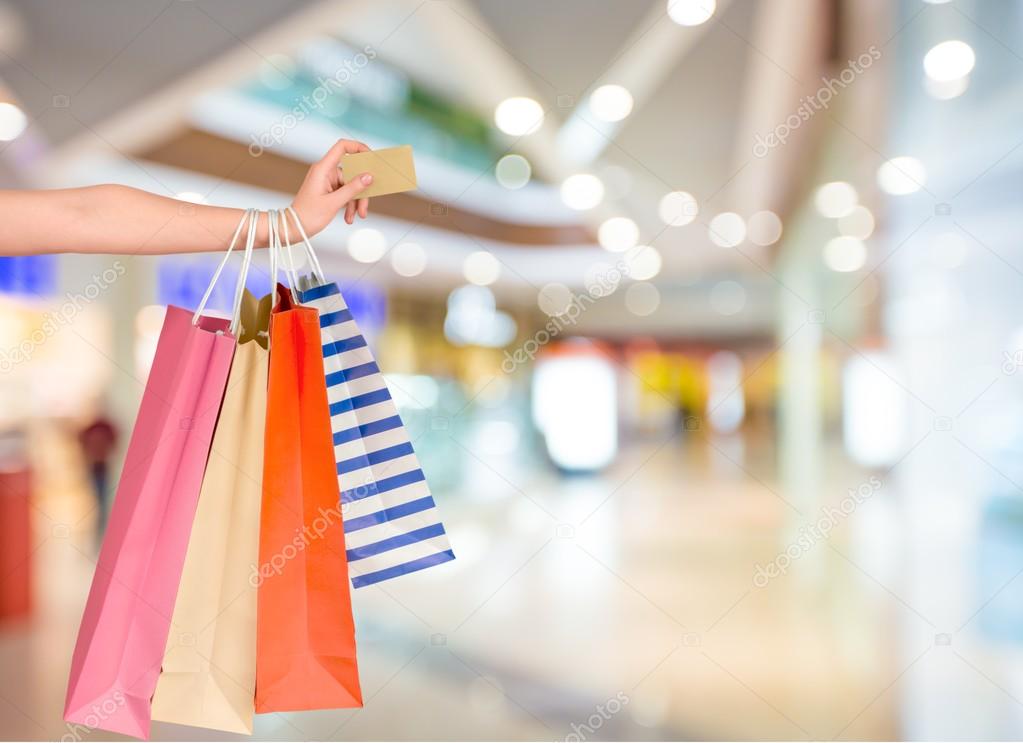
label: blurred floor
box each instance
[0,429,922,741]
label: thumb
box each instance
[332,172,373,207]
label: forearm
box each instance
[0,139,374,256]
[0,185,273,256]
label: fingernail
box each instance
[361,173,373,185]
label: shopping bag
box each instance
[64,210,256,740]
[151,223,270,732]
[255,211,362,712]
[281,207,454,588]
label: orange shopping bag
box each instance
[254,212,362,712]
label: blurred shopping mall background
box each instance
[1,0,1022,739]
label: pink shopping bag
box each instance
[64,210,257,739]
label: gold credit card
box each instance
[339,145,417,198]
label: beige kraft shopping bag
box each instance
[151,287,271,734]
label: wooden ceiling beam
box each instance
[138,127,594,247]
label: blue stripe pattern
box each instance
[343,495,437,532]
[329,387,391,417]
[301,283,338,301]
[333,414,403,445]
[336,442,415,474]
[300,280,454,588]
[324,334,367,357]
[351,550,456,588]
[346,522,447,561]
[325,361,379,388]
[320,308,353,327]
[340,468,426,503]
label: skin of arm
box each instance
[0,138,374,256]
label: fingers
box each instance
[344,201,356,225]
[357,197,369,219]
[327,166,341,191]
[323,138,369,161]
[310,138,369,185]
[332,171,373,212]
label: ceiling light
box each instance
[560,173,605,210]
[463,250,501,285]
[589,84,634,122]
[495,154,531,189]
[924,75,969,100]
[444,285,516,348]
[837,206,875,240]
[0,102,27,141]
[708,212,746,248]
[877,156,926,195]
[494,97,544,136]
[390,242,427,277]
[625,282,661,316]
[923,40,975,82]
[624,245,662,281]
[823,236,867,272]
[814,181,858,218]
[658,191,698,226]
[584,260,624,297]
[747,210,783,246]
[597,217,639,252]
[667,0,716,26]
[537,283,573,316]
[347,228,387,263]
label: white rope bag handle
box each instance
[276,210,301,290]
[268,208,300,308]
[226,208,258,337]
[192,208,254,333]
[281,205,326,287]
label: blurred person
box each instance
[0,139,374,256]
[76,407,118,543]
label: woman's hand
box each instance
[0,139,377,256]
[290,138,374,235]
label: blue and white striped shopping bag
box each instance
[298,280,455,588]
